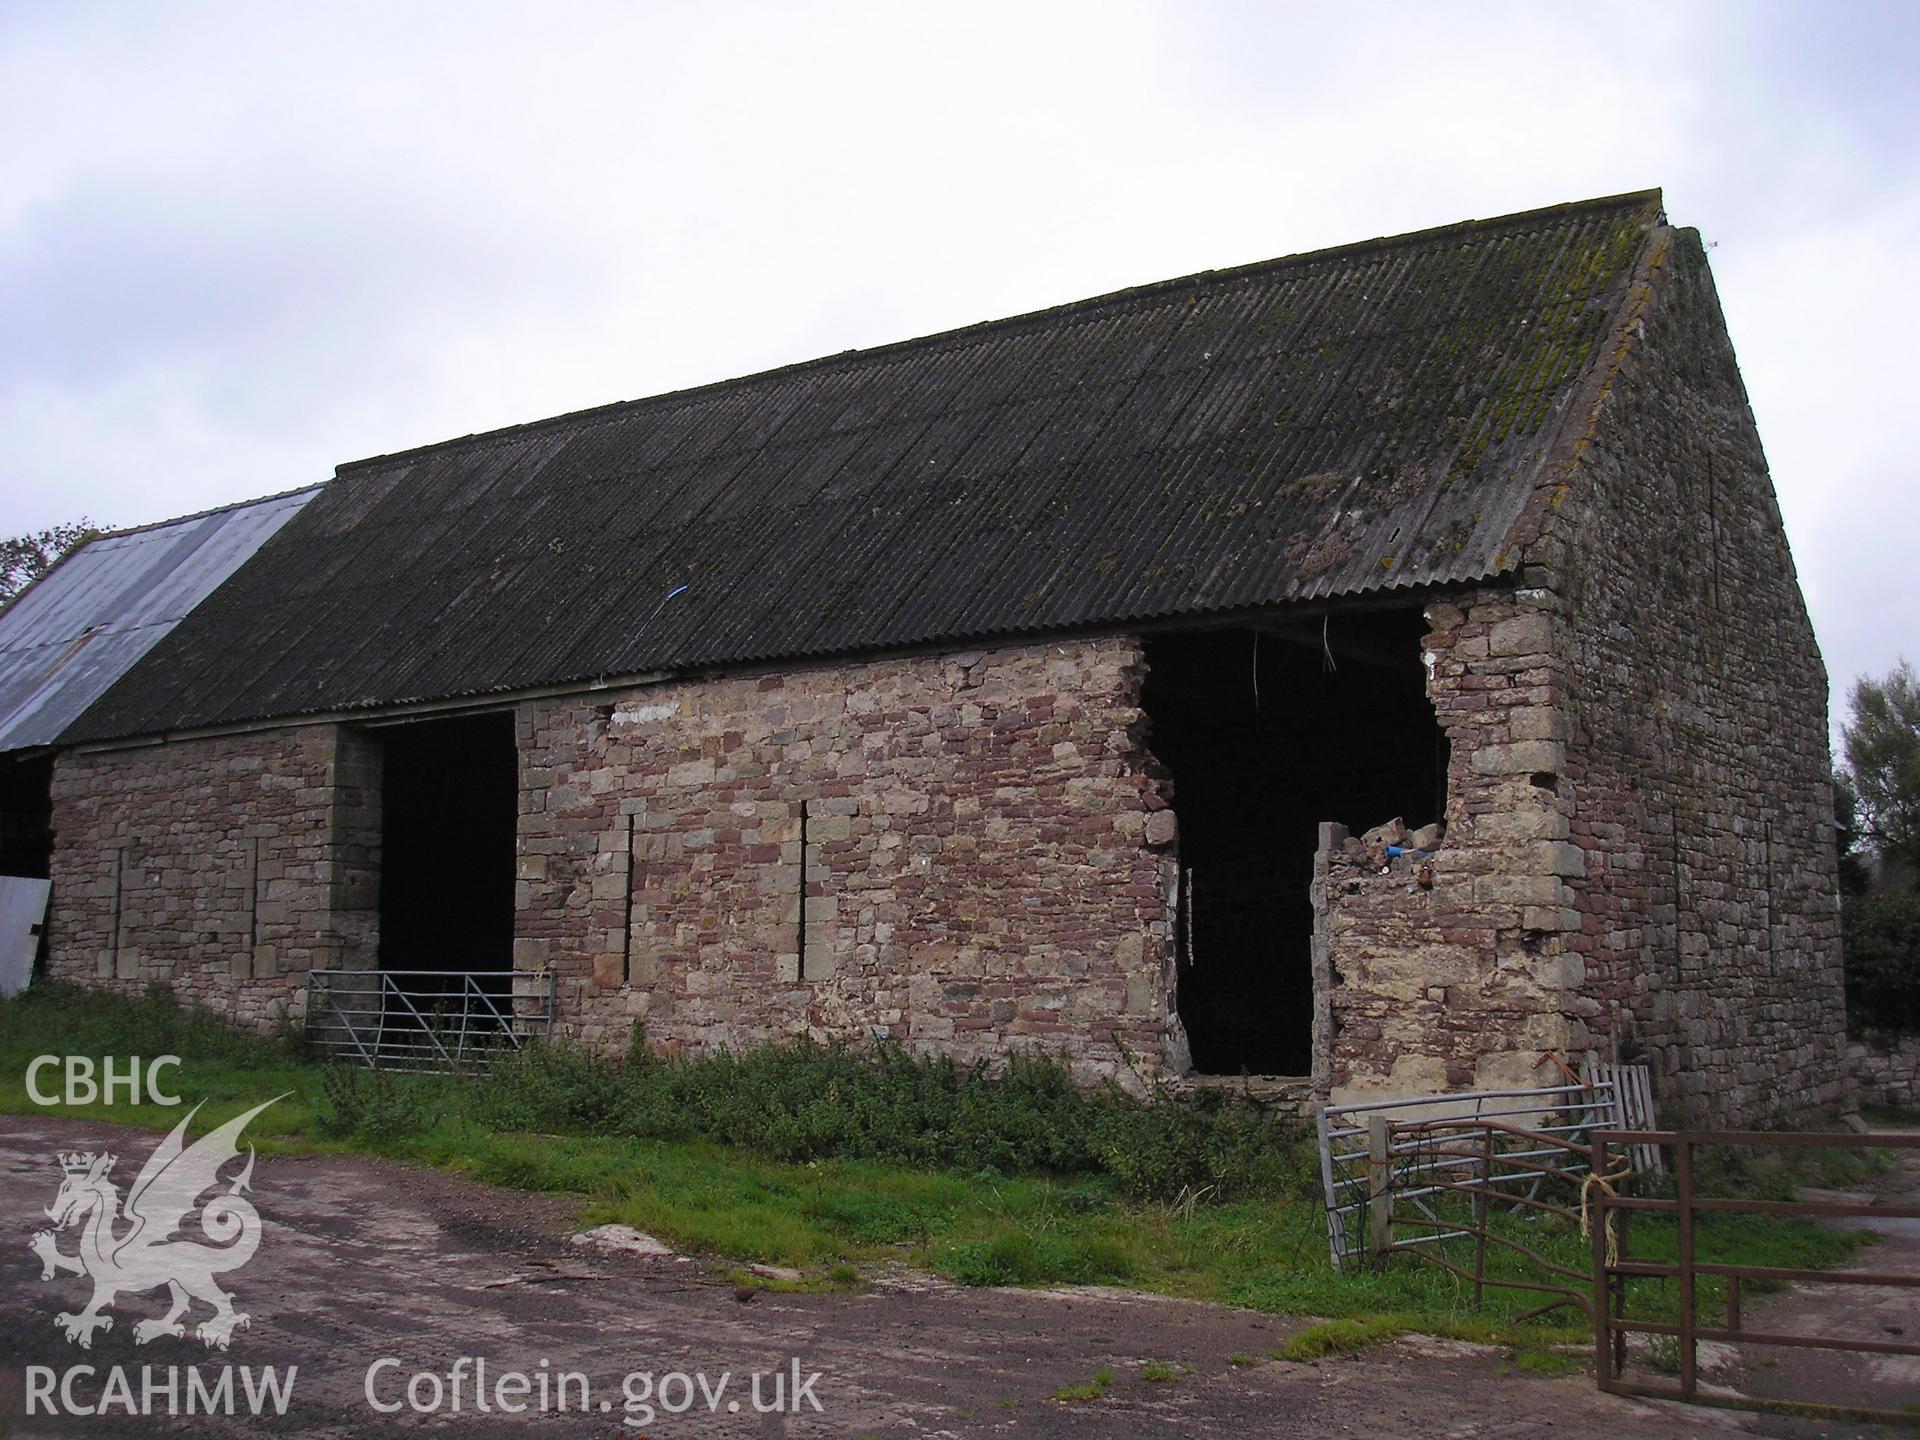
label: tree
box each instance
[1843,890,1920,1035]
[0,519,105,609]
[1843,660,1920,888]
[1833,767,1874,896]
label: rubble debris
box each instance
[1338,817,1446,871]
[572,1223,676,1258]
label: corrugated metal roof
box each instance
[0,488,318,751]
[71,191,1661,741]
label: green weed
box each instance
[1053,1367,1114,1402]
[1276,1315,1410,1361]
[1513,1348,1585,1377]
[315,1064,434,1140]
[943,1231,1137,1287]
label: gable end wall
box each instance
[1542,226,1848,1126]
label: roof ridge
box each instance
[85,482,326,544]
[0,482,326,626]
[1497,206,1674,560]
[336,188,1664,477]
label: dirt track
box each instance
[1716,1142,1920,1414]
[0,1114,1898,1437]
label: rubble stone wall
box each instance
[513,638,1182,1084]
[46,725,382,1030]
[1314,586,1586,1101]
[1529,225,1848,1126]
[1847,1034,1920,1111]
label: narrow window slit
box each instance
[796,800,810,982]
[245,836,261,979]
[621,812,636,984]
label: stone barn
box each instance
[8,189,1849,1125]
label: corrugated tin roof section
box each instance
[0,487,319,751]
[70,191,1661,741]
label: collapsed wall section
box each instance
[515,637,1178,1083]
[46,725,382,1029]
[1141,618,1444,1082]
[1313,587,1585,1101]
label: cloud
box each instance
[1,0,1915,723]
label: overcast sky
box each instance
[2,1,1915,730]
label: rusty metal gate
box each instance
[1325,1091,1920,1423]
[1371,1113,1606,1319]
[1591,1127,1920,1426]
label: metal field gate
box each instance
[1313,1073,1660,1330]
[306,968,556,1071]
[1317,1078,1640,1273]
[1592,1127,1920,1427]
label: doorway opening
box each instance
[1141,610,1446,1076]
[0,752,54,988]
[373,713,517,978]
[0,753,53,879]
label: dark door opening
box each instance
[0,753,54,985]
[374,713,517,977]
[0,754,53,880]
[1141,612,1446,1076]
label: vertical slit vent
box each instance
[246,836,261,979]
[108,846,125,977]
[1764,820,1775,958]
[621,812,636,984]
[1669,801,1685,973]
[796,801,809,982]
[1706,450,1724,615]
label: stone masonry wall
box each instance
[46,725,382,1030]
[1525,225,1848,1126]
[514,637,1182,1085]
[1315,585,1585,1102]
[1848,1034,1920,1112]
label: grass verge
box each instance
[0,981,1874,1377]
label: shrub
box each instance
[945,1231,1136,1287]
[472,1039,636,1133]
[1843,892,1920,1035]
[316,1064,431,1140]
[477,1031,1311,1204]
[3,981,1319,1206]
[1093,1085,1316,1203]
[0,980,298,1067]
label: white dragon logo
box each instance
[28,1096,284,1350]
